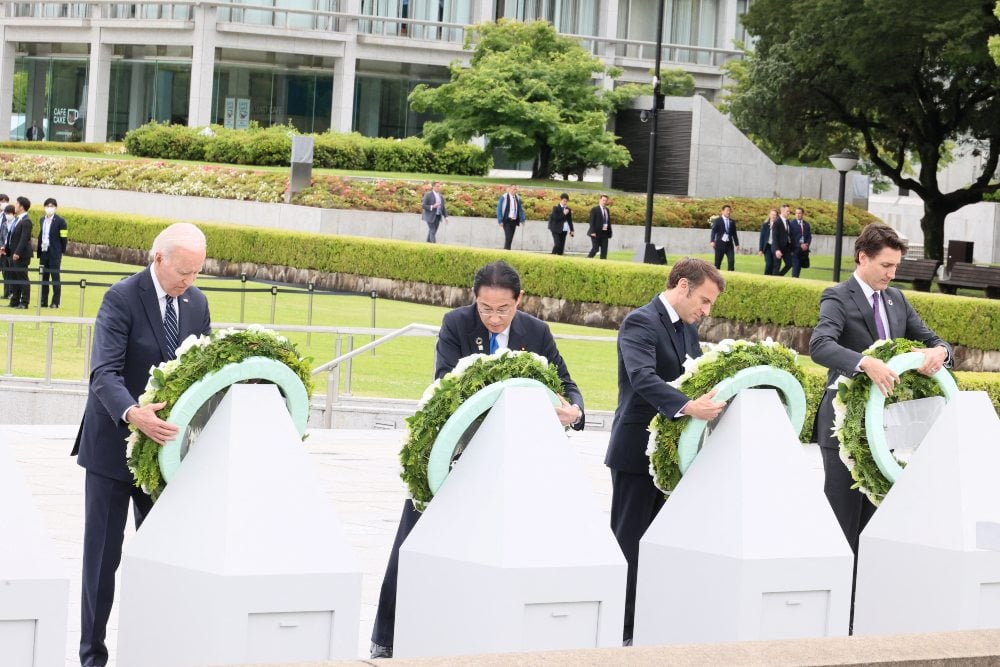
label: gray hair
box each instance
[149,222,207,260]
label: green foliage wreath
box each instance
[647,339,805,495]
[401,350,564,511]
[831,338,948,505]
[126,326,314,500]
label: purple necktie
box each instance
[872,292,887,339]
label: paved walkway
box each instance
[4,423,823,666]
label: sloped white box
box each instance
[855,391,1000,635]
[117,384,361,667]
[0,442,68,667]
[634,389,853,645]
[394,386,626,658]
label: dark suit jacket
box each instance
[809,276,951,449]
[421,190,447,223]
[605,296,702,474]
[548,204,573,234]
[435,304,584,429]
[6,213,33,260]
[758,221,772,252]
[37,214,68,258]
[709,215,739,247]
[797,219,812,247]
[774,217,794,255]
[74,267,211,480]
[588,206,612,237]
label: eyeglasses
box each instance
[477,305,514,317]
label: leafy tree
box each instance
[658,68,696,98]
[725,0,1000,260]
[409,20,644,179]
[12,71,27,114]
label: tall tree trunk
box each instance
[919,201,948,261]
[532,143,553,179]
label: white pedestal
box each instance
[0,442,68,667]
[634,389,853,645]
[117,384,361,667]
[395,386,626,658]
[855,391,1000,635]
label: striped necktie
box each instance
[164,295,179,359]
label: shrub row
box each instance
[122,123,493,176]
[62,208,1000,353]
[0,150,879,233]
[0,140,125,154]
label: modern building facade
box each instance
[0,0,747,143]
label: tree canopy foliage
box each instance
[726,0,1000,259]
[409,20,644,180]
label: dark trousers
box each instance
[8,258,29,306]
[372,498,422,647]
[550,231,567,255]
[80,471,153,667]
[713,242,735,271]
[501,220,519,249]
[609,467,665,642]
[587,233,609,259]
[762,245,776,275]
[425,217,440,243]
[790,251,803,278]
[0,255,10,298]
[39,250,61,305]
[778,248,796,276]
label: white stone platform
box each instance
[3,423,824,666]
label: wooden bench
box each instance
[938,262,1000,298]
[892,258,941,292]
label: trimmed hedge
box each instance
[122,123,493,176]
[61,207,1000,423]
[0,140,125,154]
[62,208,1000,353]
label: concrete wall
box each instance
[869,194,1000,264]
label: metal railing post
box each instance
[270,284,278,324]
[77,278,86,347]
[324,336,342,428]
[83,324,93,380]
[370,290,377,355]
[45,323,54,383]
[34,266,43,323]
[5,321,13,375]
[306,282,314,347]
[343,335,353,396]
[239,273,247,323]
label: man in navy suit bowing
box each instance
[606,258,727,645]
[371,260,584,658]
[74,222,211,667]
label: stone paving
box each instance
[4,423,823,666]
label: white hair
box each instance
[149,222,206,260]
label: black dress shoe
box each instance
[370,642,393,659]
[14,304,27,309]
[50,303,59,309]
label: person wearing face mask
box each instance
[5,196,34,309]
[37,198,68,308]
[0,195,11,300]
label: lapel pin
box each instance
[886,298,893,306]
[475,336,483,352]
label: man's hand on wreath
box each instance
[913,345,948,376]
[127,402,179,445]
[860,356,899,396]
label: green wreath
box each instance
[126,326,314,501]
[647,339,806,496]
[832,338,954,505]
[401,350,564,511]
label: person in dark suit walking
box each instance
[606,258,727,644]
[792,206,812,277]
[758,208,778,275]
[73,223,211,667]
[548,193,574,255]
[495,184,525,250]
[587,194,613,259]
[421,181,448,243]
[810,223,950,554]
[0,194,11,300]
[709,204,740,271]
[371,260,585,659]
[5,196,34,308]
[37,197,68,308]
[775,203,797,276]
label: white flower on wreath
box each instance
[450,353,486,377]
[417,379,442,409]
[838,445,855,470]
[125,431,139,460]
[176,333,210,357]
[714,338,736,354]
[831,391,848,440]
[865,339,893,353]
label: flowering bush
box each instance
[126,325,314,501]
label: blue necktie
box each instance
[489,332,498,354]
[164,295,179,359]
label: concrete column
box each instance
[84,41,112,142]
[719,0,739,51]
[472,0,493,22]
[330,0,359,132]
[128,62,146,128]
[188,5,218,127]
[0,32,15,141]
[598,0,619,59]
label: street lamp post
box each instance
[829,151,859,282]
[636,0,667,265]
